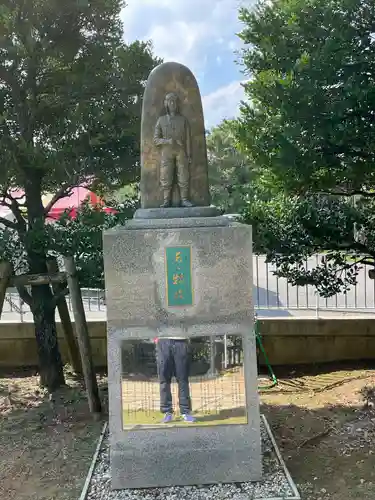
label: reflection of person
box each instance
[153,92,194,208]
[155,338,196,423]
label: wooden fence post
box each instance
[0,261,12,319]
[64,256,102,415]
[47,258,83,376]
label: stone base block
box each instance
[134,206,222,219]
[110,424,262,489]
[103,221,261,489]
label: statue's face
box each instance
[165,94,178,113]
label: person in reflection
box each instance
[155,337,196,423]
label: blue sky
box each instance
[120,0,253,129]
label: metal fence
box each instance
[2,254,375,322]
[253,254,375,317]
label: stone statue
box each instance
[139,62,211,209]
[154,92,194,208]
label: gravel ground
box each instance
[86,418,299,500]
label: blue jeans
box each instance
[156,339,192,414]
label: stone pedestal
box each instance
[103,216,262,489]
[134,206,222,219]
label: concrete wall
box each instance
[0,321,107,368]
[257,318,375,365]
[1,317,375,368]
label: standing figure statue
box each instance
[154,92,194,208]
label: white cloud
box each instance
[121,0,253,126]
[145,21,209,71]
[203,80,247,129]
[121,0,246,72]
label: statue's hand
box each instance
[176,140,183,147]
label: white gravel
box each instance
[85,419,299,500]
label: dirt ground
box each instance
[0,366,108,500]
[1,362,375,500]
[260,363,375,500]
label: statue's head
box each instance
[164,92,179,114]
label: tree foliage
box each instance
[241,193,375,296]
[207,120,281,212]
[237,0,375,197]
[0,0,159,195]
[0,199,137,290]
[236,0,375,296]
[50,198,137,289]
[207,120,251,212]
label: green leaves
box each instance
[0,199,137,287]
[237,0,375,195]
[0,227,27,273]
[240,192,375,297]
[207,120,280,212]
[48,199,137,288]
[0,0,159,193]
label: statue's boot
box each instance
[179,187,194,207]
[180,199,194,208]
[160,193,171,208]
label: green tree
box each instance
[207,120,280,212]
[237,0,375,196]
[109,182,139,205]
[236,0,375,295]
[207,120,251,212]
[0,0,159,390]
[50,199,137,290]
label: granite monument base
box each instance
[103,217,261,489]
[134,206,222,219]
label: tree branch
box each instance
[4,189,25,202]
[330,242,372,256]
[16,285,33,307]
[323,189,375,198]
[352,242,372,254]
[44,184,75,216]
[0,199,12,208]
[1,184,12,205]
[360,260,375,266]
[327,255,372,278]
[0,216,17,230]
[1,191,27,232]
[9,199,26,232]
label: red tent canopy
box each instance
[46,187,117,220]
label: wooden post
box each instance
[0,261,12,319]
[64,256,102,415]
[47,258,83,376]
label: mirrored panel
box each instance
[121,335,247,429]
